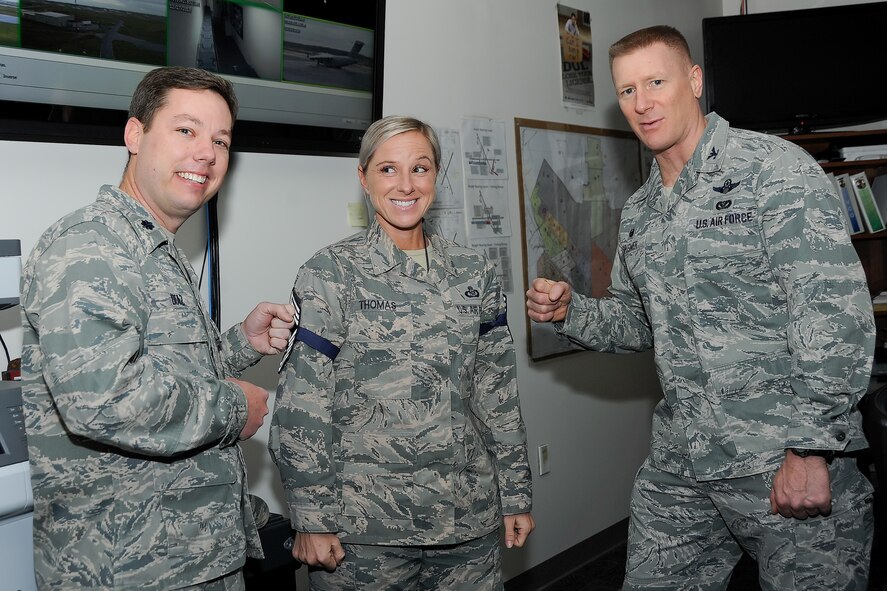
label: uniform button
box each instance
[836,432,846,442]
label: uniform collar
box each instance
[364,218,457,278]
[694,112,729,175]
[97,184,170,253]
[645,112,728,214]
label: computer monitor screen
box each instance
[0,0,385,155]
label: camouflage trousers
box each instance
[622,457,874,590]
[177,570,244,591]
[307,529,503,590]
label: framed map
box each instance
[514,118,643,360]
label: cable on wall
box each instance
[206,196,221,328]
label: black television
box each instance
[0,0,385,156]
[702,2,887,135]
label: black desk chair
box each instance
[861,383,887,492]
[244,513,300,588]
[860,384,887,590]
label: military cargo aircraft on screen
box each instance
[309,40,364,68]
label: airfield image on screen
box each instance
[18,0,165,65]
[282,11,374,92]
[0,0,377,134]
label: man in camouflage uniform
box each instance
[527,26,874,590]
[20,67,295,590]
[270,116,533,590]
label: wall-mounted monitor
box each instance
[0,0,385,156]
[702,2,887,134]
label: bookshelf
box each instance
[783,129,887,312]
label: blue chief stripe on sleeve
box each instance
[296,328,340,360]
[479,312,507,337]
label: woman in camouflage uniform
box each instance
[270,116,534,590]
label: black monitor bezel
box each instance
[0,0,385,157]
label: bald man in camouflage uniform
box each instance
[270,116,532,590]
[21,67,295,590]
[527,26,874,590]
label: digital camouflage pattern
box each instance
[20,185,264,589]
[560,113,875,481]
[623,457,873,590]
[269,220,531,546]
[308,528,504,591]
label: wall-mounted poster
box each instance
[556,4,593,107]
[515,118,643,360]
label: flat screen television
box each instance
[702,2,887,134]
[0,0,385,156]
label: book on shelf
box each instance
[873,174,887,227]
[829,173,864,235]
[840,145,887,161]
[850,172,885,234]
[873,291,887,313]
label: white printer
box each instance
[0,381,34,591]
[0,239,36,591]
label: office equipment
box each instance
[244,513,300,588]
[0,381,36,591]
[0,240,21,308]
[702,3,887,134]
[0,0,386,156]
[0,237,35,590]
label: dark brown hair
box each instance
[128,66,238,130]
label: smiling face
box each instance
[119,88,232,232]
[611,41,705,163]
[358,130,437,249]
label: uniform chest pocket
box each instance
[620,239,648,296]
[147,291,209,345]
[145,292,216,374]
[456,299,482,344]
[347,301,414,399]
[686,227,773,302]
[686,227,786,367]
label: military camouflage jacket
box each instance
[270,220,531,545]
[560,114,874,481]
[20,185,264,589]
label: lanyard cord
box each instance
[423,219,429,270]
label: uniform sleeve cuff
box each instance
[221,323,264,373]
[220,380,248,447]
[500,495,533,516]
[291,508,339,533]
[786,420,850,452]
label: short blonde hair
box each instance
[359,116,441,172]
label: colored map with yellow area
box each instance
[518,125,643,358]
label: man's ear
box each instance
[123,117,144,155]
[689,64,703,99]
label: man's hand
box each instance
[526,278,572,323]
[503,512,535,548]
[293,532,345,572]
[227,377,268,440]
[242,301,297,354]
[770,450,832,519]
